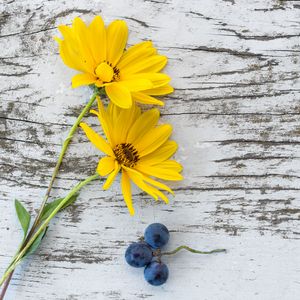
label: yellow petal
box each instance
[135,124,173,157]
[90,107,113,146]
[91,97,115,146]
[139,140,178,165]
[114,103,140,143]
[122,73,170,89]
[120,79,153,92]
[54,36,62,44]
[58,25,78,50]
[121,170,134,215]
[150,188,169,203]
[105,83,132,108]
[132,92,164,106]
[121,55,167,75]
[127,108,160,144]
[58,24,78,42]
[58,41,89,73]
[80,123,114,156]
[117,41,156,70]
[72,73,96,88]
[56,23,95,73]
[125,168,158,201]
[97,156,115,176]
[144,84,174,95]
[106,20,128,66]
[141,175,174,195]
[158,160,183,172]
[135,163,183,181]
[103,161,120,190]
[58,25,73,40]
[107,101,119,121]
[72,17,96,70]
[88,16,106,64]
[125,167,169,203]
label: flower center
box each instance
[95,62,120,83]
[95,62,114,82]
[113,143,139,168]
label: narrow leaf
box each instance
[60,194,79,210]
[40,194,79,222]
[22,194,78,259]
[15,199,31,237]
[24,227,48,257]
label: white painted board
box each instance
[1,0,300,299]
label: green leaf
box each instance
[24,227,48,257]
[22,194,78,259]
[15,199,31,237]
[40,194,79,222]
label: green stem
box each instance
[0,174,99,287]
[161,246,226,256]
[27,91,98,237]
[0,273,12,300]
[0,89,100,297]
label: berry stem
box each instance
[138,236,145,242]
[160,245,226,256]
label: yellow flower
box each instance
[55,16,173,108]
[80,98,183,215]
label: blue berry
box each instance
[125,242,153,268]
[144,223,170,249]
[144,261,169,286]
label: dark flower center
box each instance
[113,143,139,167]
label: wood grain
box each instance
[1,0,300,299]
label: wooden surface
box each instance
[1,0,300,299]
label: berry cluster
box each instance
[125,223,170,286]
[125,223,226,286]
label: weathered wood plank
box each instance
[1,0,300,299]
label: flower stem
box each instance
[0,90,99,299]
[0,273,13,300]
[26,91,98,238]
[161,245,227,256]
[0,174,99,288]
